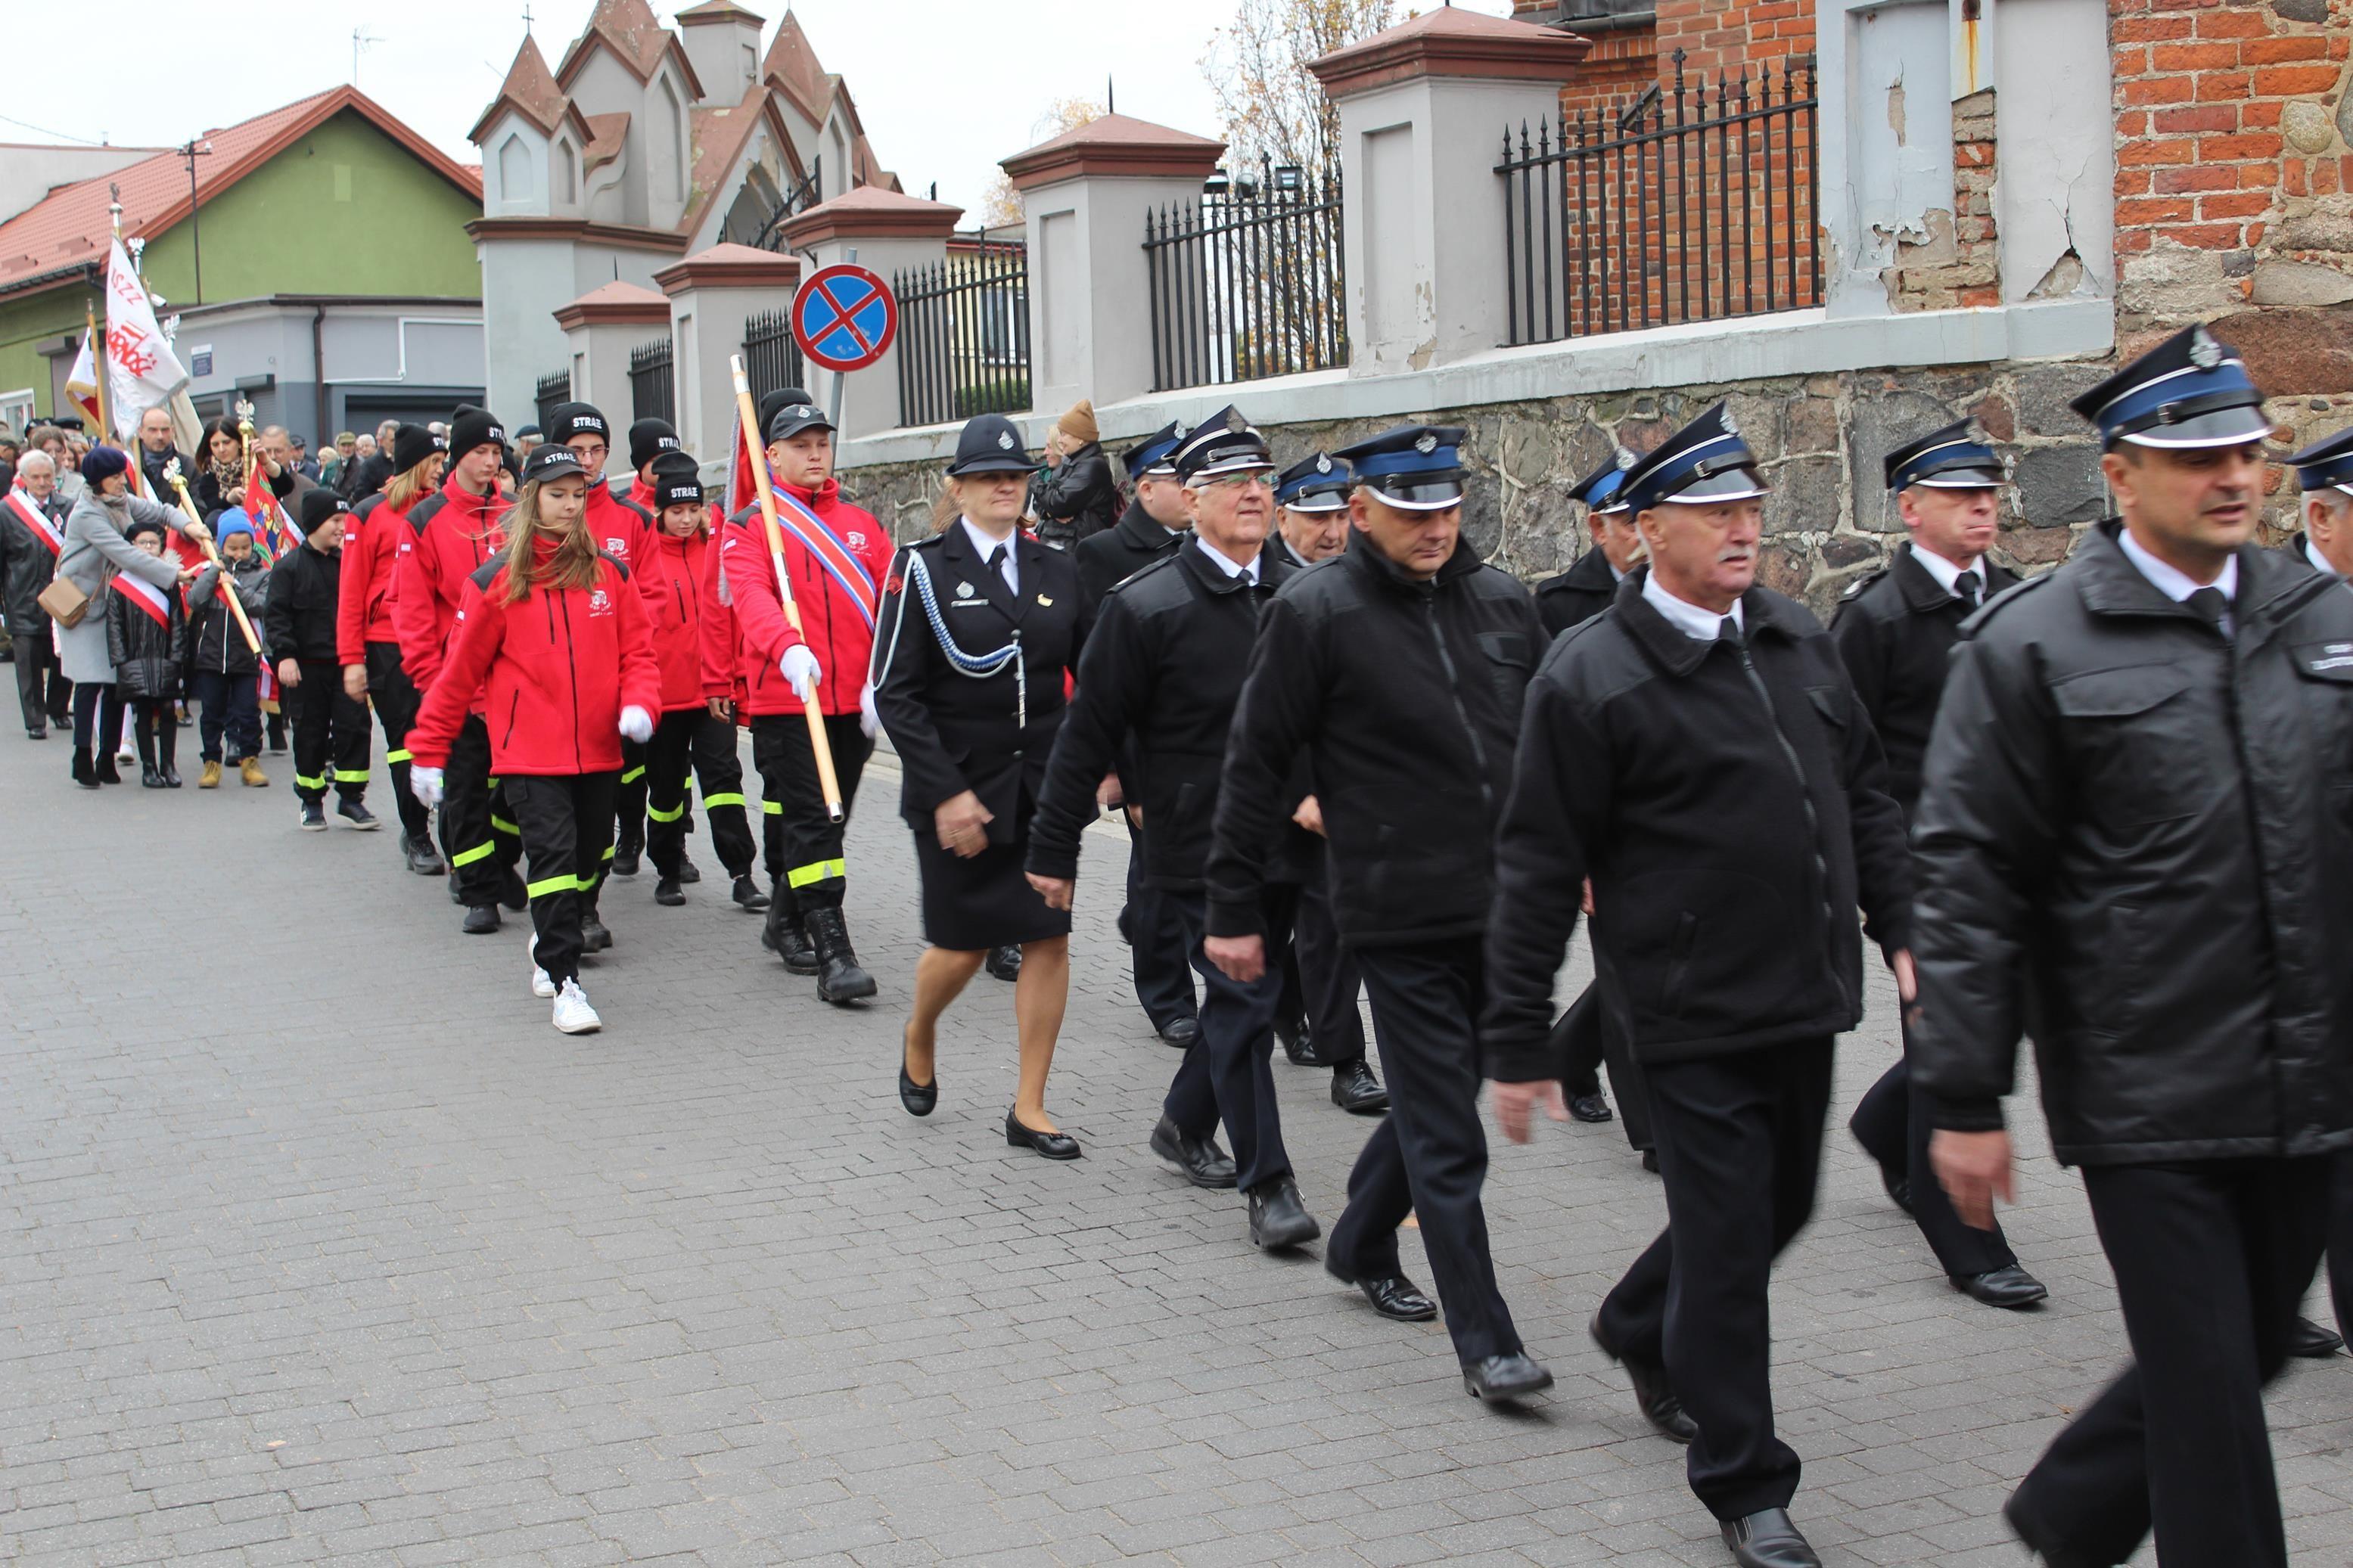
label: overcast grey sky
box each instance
[2,1,1509,219]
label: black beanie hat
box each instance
[300,489,353,532]
[448,405,508,461]
[390,423,445,474]
[627,417,682,471]
[654,468,704,510]
[546,402,611,447]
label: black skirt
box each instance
[913,824,1072,951]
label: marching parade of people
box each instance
[8,321,2351,1566]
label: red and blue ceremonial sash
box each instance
[767,475,878,632]
[110,570,173,629]
[6,489,64,554]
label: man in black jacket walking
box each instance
[1027,408,1319,1250]
[1076,421,1201,1047]
[266,491,375,834]
[1482,404,1914,1568]
[1207,423,1552,1405]
[1830,420,2044,1312]
[1912,326,2353,1568]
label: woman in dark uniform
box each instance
[873,414,1091,1159]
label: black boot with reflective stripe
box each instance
[805,905,876,1004]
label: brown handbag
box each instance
[36,573,89,629]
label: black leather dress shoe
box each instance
[1005,1110,1081,1160]
[1279,1022,1324,1067]
[2289,1314,2345,1358]
[1880,1164,1914,1216]
[1953,1264,2050,1309]
[1720,1507,1820,1567]
[1462,1352,1554,1402]
[1157,1015,1200,1049]
[1326,1259,1438,1321]
[1590,1312,1697,1442]
[1247,1177,1319,1249]
[898,1061,937,1118]
[1150,1115,1237,1188]
[1568,1091,1614,1123]
[1330,1060,1388,1114]
[986,943,1022,982]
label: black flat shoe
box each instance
[1326,1259,1437,1321]
[1246,1177,1320,1249]
[1589,1311,1698,1442]
[1150,1115,1236,1188]
[1006,1110,1081,1160]
[1330,1059,1388,1114]
[2289,1314,2345,1358]
[898,1061,937,1118]
[1157,1015,1199,1049]
[1954,1264,2050,1310]
[1568,1091,1614,1123]
[1462,1352,1554,1402]
[1721,1507,1820,1568]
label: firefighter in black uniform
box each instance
[1532,449,1655,1153]
[1264,452,1386,1116]
[1913,327,2353,1568]
[1483,404,1915,1568]
[1073,421,1200,1048]
[1206,424,1552,1405]
[1027,407,1319,1249]
[1830,420,2047,1312]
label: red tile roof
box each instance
[0,87,483,302]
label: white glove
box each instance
[410,765,445,809]
[858,680,880,740]
[779,644,822,703]
[617,705,654,744]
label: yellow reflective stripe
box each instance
[701,791,744,809]
[294,772,326,789]
[786,858,847,889]
[486,775,500,788]
[646,803,686,823]
[334,768,370,783]
[491,815,520,835]
[620,765,646,784]
[386,749,412,765]
[450,841,496,867]
[602,844,617,860]
[762,800,782,815]
[526,872,576,899]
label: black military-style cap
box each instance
[2069,324,2274,450]
[521,445,588,486]
[764,386,835,444]
[1275,452,1351,511]
[1335,424,1468,512]
[1617,403,1767,517]
[1883,419,2005,491]
[1122,420,1188,481]
[946,412,1034,477]
[1170,405,1273,484]
[2288,424,2353,499]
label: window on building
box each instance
[497,132,535,206]
[557,140,577,204]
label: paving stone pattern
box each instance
[2,725,2348,1565]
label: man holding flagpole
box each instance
[717,388,893,1002]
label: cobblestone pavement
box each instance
[2,721,2348,1567]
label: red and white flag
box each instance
[109,570,173,629]
[102,236,189,446]
[63,328,104,433]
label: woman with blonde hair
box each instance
[406,445,661,1035]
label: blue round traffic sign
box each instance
[792,263,898,373]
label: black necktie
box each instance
[2186,585,2230,633]
[1717,615,1743,650]
[987,544,1009,591]
[1955,570,1981,612]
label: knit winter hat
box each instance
[79,445,129,486]
[1057,399,1099,446]
[391,423,445,474]
[447,405,507,461]
[300,489,353,532]
[627,418,682,472]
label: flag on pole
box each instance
[101,235,188,446]
[64,327,104,432]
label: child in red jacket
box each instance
[638,467,764,911]
[406,446,661,1036]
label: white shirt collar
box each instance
[2307,537,2338,577]
[1608,559,1629,583]
[2117,525,2236,604]
[1642,570,1742,641]
[959,517,1019,592]
[1907,542,1984,597]
[1195,539,1260,583]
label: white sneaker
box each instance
[529,930,555,998]
[552,978,601,1034]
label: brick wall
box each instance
[1656,0,1816,72]
[1888,88,2003,311]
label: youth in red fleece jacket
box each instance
[716,477,894,718]
[636,480,759,890]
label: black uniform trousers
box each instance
[751,711,871,910]
[509,771,620,989]
[1164,890,1293,1192]
[644,707,755,881]
[1328,936,1523,1367]
[2332,1150,2353,1346]
[1272,868,1367,1068]
[364,641,430,843]
[1596,1035,1834,1521]
[14,629,70,732]
[2008,1156,2330,1568]
[287,660,368,806]
[1121,814,1197,1029]
[1849,1048,2016,1278]
[615,737,649,851]
[441,713,523,905]
[1554,981,1654,1151]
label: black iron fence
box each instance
[894,237,1030,429]
[1497,53,1820,344]
[1144,160,1347,392]
[629,337,674,426]
[534,369,570,433]
[741,308,806,405]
